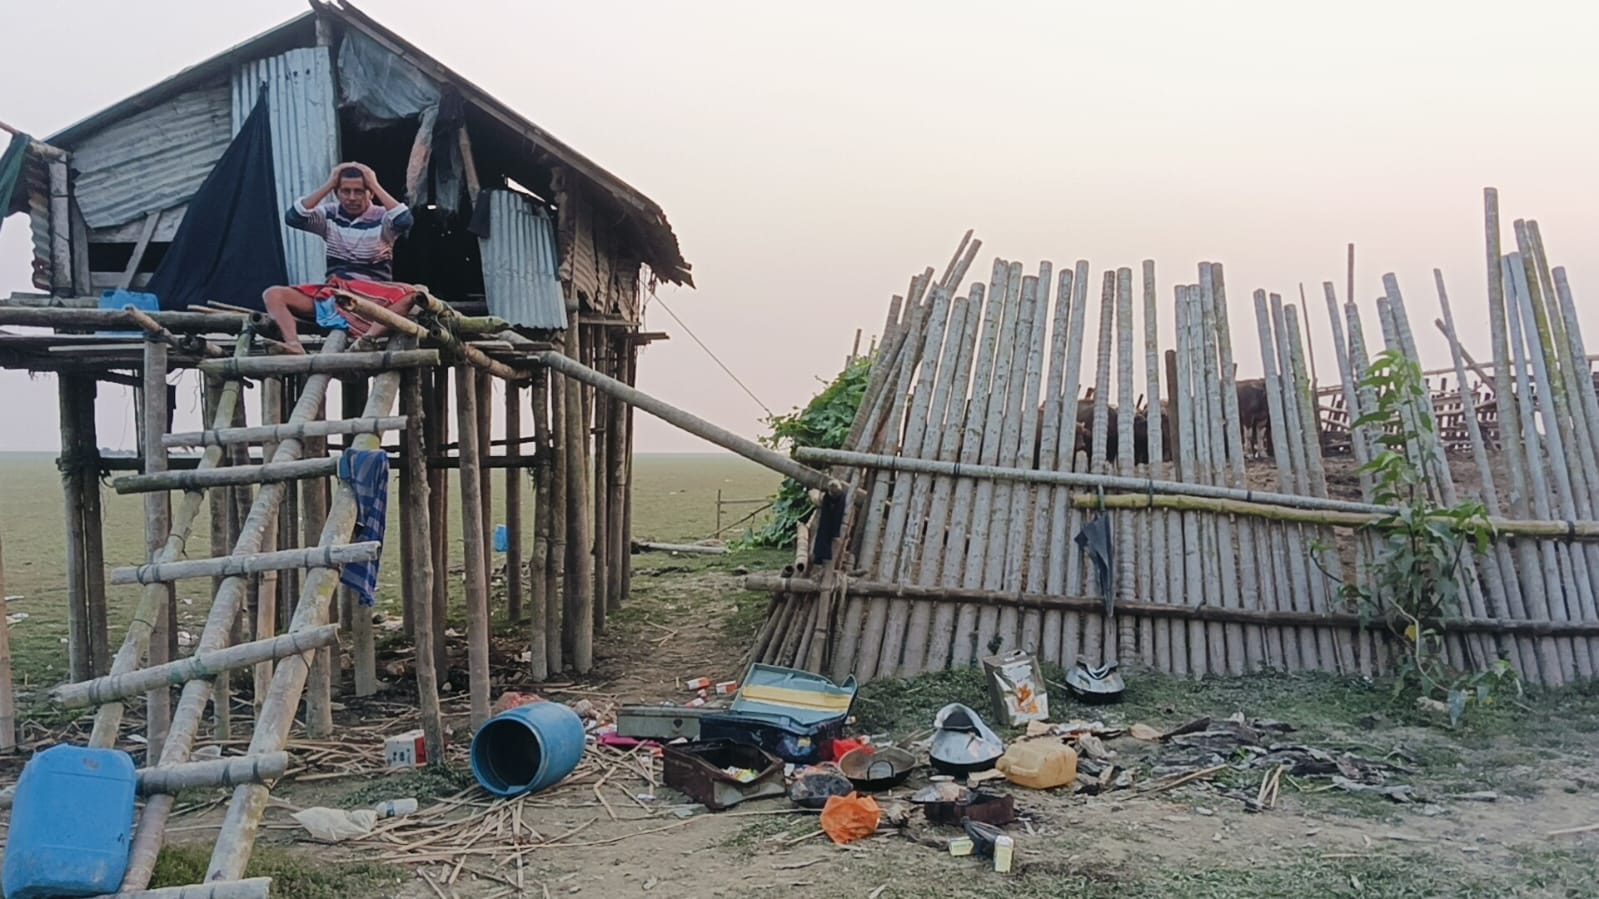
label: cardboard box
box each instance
[982,650,1049,726]
[385,729,427,769]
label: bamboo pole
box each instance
[1141,261,1174,671]
[1163,347,1190,676]
[199,350,438,378]
[1265,295,1321,670]
[0,308,254,332]
[506,380,524,623]
[1501,255,1581,680]
[1081,271,1116,668]
[1253,292,1301,670]
[133,753,289,796]
[100,878,271,899]
[475,368,493,615]
[332,291,524,381]
[87,336,256,748]
[456,365,492,726]
[301,398,335,740]
[1051,262,1093,668]
[201,366,405,886]
[255,379,283,713]
[120,338,370,892]
[59,375,94,681]
[123,306,228,358]
[1209,264,1265,670]
[532,350,844,496]
[1113,267,1138,665]
[620,343,637,607]
[143,338,174,756]
[1508,245,1597,675]
[744,577,1599,637]
[52,626,341,708]
[976,263,1029,661]
[163,416,409,449]
[1001,265,1052,656]
[1551,264,1599,672]
[547,355,567,675]
[112,457,339,495]
[592,340,611,634]
[1022,264,1073,663]
[1197,267,1243,673]
[401,368,447,766]
[0,525,13,751]
[425,368,451,679]
[530,368,551,681]
[561,317,595,675]
[608,336,629,612]
[1181,285,1220,674]
[1322,283,1376,673]
[876,284,955,676]
[111,543,383,585]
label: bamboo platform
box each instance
[755,190,1599,688]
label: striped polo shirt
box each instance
[285,200,414,282]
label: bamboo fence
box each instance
[755,192,1599,686]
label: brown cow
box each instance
[1235,377,1271,458]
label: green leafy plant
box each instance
[1339,349,1516,725]
[740,356,871,548]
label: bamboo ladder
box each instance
[41,317,444,896]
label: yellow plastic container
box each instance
[995,740,1078,790]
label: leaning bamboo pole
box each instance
[52,626,341,708]
[1025,263,1073,661]
[1082,272,1116,668]
[1052,263,1094,668]
[1197,268,1243,673]
[1502,255,1582,680]
[977,262,1031,660]
[202,366,406,885]
[1141,261,1175,671]
[455,365,493,727]
[873,285,954,676]
[401,368,446,765]
[1001,264,1052,657]
[1508,244,1599,675]
[119,336,363,891]
[1322,283,1376,674]
[87,334,257,749]
[1436,270,1530,676]
[899,294,974,674]
[1552,264,1599,671]
[334,292,524,381]
[110,543,381,585]
[1043,263,1088,665]
[1113,267,1138,664]
[1253,292,1312,670]
[1209,264,1265,670]
[300,396,335,739]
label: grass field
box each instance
[0,450,780,693]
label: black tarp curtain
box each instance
[147,87,287,311]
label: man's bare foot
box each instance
[282,340,307,355]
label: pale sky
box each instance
[3,0,1597,453]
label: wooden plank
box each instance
[115,212,162,292]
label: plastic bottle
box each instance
[994,740,1078,789]
[374,797,419,817]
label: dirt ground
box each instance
[4,547,1599,898]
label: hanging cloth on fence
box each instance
[1074,513,1115,617]
[337,449,390,606]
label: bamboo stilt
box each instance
[256,378,283,713]
[592,344,611,636]
[142,339,173,757]
[401,368,446,766]
[608,336,630,612]
[426,368,451,679]
[547,356,567,675]
[302,398,335,740]
[506,380,524,623]
[562,317,595,675]
[530,369,551,681]
[59,374,95,682]
[475,367,493,613]
[456,365,493,727]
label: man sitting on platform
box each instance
[262,162,415,354]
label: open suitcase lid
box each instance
[723,663,858,731]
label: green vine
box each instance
[740,356,872,548]
[1337,349,1519,725]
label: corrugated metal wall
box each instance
[70,85,233,231]
[232,47,338,286]
[481,189,567,331]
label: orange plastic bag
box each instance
[819,792,881,845]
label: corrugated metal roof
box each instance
[233,48,339,286]
[71,85,232,230]
[480,189,567,331]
